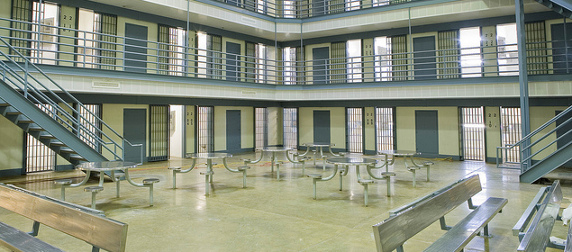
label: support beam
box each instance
[516,0,531,170]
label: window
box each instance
[158,25,186,76]
[372,0,389,7]
[345,0,360,11]
[30,1,59,65]
[460,27,482,77]
[347,108,363,153]
[283,47,297,85]
[374,37,392,81]
[77,9,117,69]
[283,108,298,149]
[497,23,519,76]
[197,32,208,78]
[283,0,296,18]
[256,43,268,83]
[255,108,267,149]
[347,39,362,83]
[375,107,394,151]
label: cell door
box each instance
[124,23,148,73]
[415,110,439,156]
[313,110,330,143]
[413,36,437,80]
[226,42,241,81]
[313,47,329,84]
[226,110,242,153]
[461,107,485,161]
[124,109,147,163]
[347,108,363,153]
[149,105,169,162]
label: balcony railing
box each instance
[0,17,570,86]
[210,0,421,19]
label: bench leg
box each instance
[116,180,120,198]
[412,170,416,187]
[301,161,306,176]
[28,221,40,236]
[479,224,492,237]
[92,246,101,252]
[386,176,391,197]
[242,170,247,188]
[205,174,210,196]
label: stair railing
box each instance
[0,37,140,162]
[497,105,572,174]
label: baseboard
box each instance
[0,168,25,177]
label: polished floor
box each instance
[0,152,570,251]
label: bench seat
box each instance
[0,221,63,252]
[425,197,507,252]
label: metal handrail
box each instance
[1,17,571,86]
[496,105,572,170]
[0,37,134,161]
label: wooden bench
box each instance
[372,174,507,252]
[0,183,128,252]
[513,180,571,251]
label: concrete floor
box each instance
[0,152,570,251]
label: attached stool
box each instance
[307,174,323,200]
[54,179,72,201]
[200,170,214,196]
[358,179,375,206]
[143,178,160,206]
[168,166,182,188]
[84,186,104,209]
[423,161,434,182]
[381,172,396,196]
[114,174,124,197]
[237,166,250,188]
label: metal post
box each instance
[515,0,531,170]
[565,17,569,74]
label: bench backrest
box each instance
[516,180,562,252]
[372,174,482,252]
[0,183,128,252]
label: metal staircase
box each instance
[0,37,141,169]
[536,0,572,18]
[497,106,572,183]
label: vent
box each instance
[241,17,257,25]
[92,81,120,89]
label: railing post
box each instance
[24,60,28,98]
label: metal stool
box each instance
[358,179,375,207]
[114,174,123,197]
[275,161,284,180]
[84,186,104,209]
[237,166,250,188]
[143,178,160,206]
[307,174,323,200]
[168,166,182,189]
[200,170,214,196]
[54,179,72,201]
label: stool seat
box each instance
[237,166,250,171]
[307,174,322,179]
[381,172,396,177]
[143,178,160,185]
[358,179,375,184]
[168,166,182,171]
[423,161,435,166]
[84,186,104,192]
[200,171,214,175]
[54,179,72,185]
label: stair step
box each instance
[60,148,75,153]
[50,141,66,146]
[39,133,56,139]
[28,126,44,131]
[69,154,87,161]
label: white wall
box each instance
[169,105,184,158]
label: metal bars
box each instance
[283,108,298,149]
[26,104,55,173]
[255,107,267,149]
[437,30,460,79]
[149,105,169,161]
[525,21,548,75]
[501,107,522,163]
[347,107,363,153]
[375,107,394,152]
[461,107,485,161]
[78,104,101,151]
[198,106,214,153]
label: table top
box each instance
[304,142,334,147]
[261,146,292,152]
[76,161,139,171]
[187,153,232,159]
[326,157,377,165]
[378,150,419,156]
